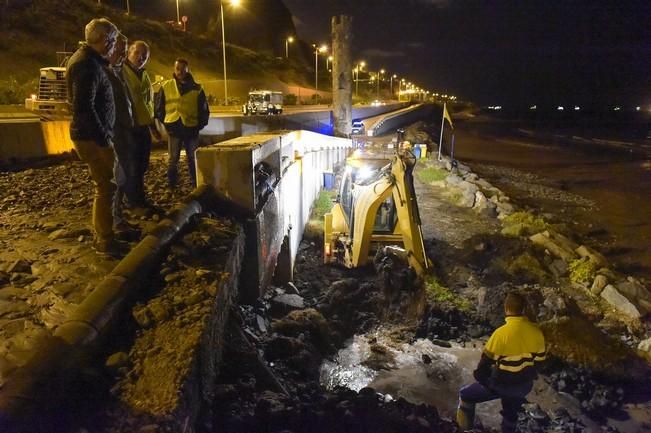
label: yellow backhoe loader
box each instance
[323,146,430,278]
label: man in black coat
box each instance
[66,18,121,254]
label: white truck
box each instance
[242,90,283,115]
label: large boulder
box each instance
[600,285,641,319]
[529,232,578,262]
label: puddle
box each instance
[319,330,502,428]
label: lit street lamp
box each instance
[354,61,365,97]
[220,0,240,105]
[313,44,327,100]
[175,0,180,23]
[285,36,294,58]
[390,74,397,97]
[376,69,384,99]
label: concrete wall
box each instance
[196,130,351,302]
[0,103,407,163]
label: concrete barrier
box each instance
[196,130,351,303]
[1,104,408,162]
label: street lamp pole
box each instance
[314,46,318,94]
[390,74,397,98]
[176,0,180,23]
[314,44,326,102]
[285,36,293,58]
[219,1,240,104]
[376,69,384,99]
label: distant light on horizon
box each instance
[557,106,564,111]
[529,105,537,110]
[614,106,621,111]
[574,106,580,111]
[636,106,641,111]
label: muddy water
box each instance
[450,121,651,279]
[320,332,503,428]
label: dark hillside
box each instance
[0,0,315,104]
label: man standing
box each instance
[155,58,210,188]
[457,293,546,433]
[66,18,119,254]
[106,33,136,230]
[122,40,158,208]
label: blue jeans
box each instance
[167,133,198,187]
[458,381,531,433]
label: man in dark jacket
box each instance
[66,18,120,254]
[155,58,210,188]
[457,293,546,432]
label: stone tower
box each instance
[331,15,353,137]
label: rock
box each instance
[600,285,641,319]
[270,294,305,316]
[615,278,651,313]
[543,292,568,316]
[164,272,183,283]
[0,271,9,286]
[473,191,497,216]
[529,232,577,262]
[590,275,608,295]
[106,352,129,370]
[431,339,452,348]
[133,308,152,328]
[256,314,268,333]
[47,229,71,240]
[575,245,608,268]
[548,259,569,278]
[7,259,32,274]
[184,290,206,306]
[444,173,463,186]
[496,201,515,218]
[638,338,651,355]
[41,222,61,232]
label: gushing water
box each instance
[319,330,502,427]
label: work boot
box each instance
[92,238,129,258]
[114,221,141,242]
[456,399,476,432]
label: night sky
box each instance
[284,0,651,109]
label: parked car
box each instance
[351,119,365,135]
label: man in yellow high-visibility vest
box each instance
[155,58,210,187]
[122,40,160,207]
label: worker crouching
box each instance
[457,292,546,432]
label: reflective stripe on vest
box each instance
[122,66,154,126]
[162,79,200,128]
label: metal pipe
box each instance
[0,185,219,430]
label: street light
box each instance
[327,55,333,72]
[390,74,397,97]
[285,36,294,58]
[175,0,181,23]
[376,69,385,99]
[314,44,327,99]
[220,0,240,105]
[354,61,365,97]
